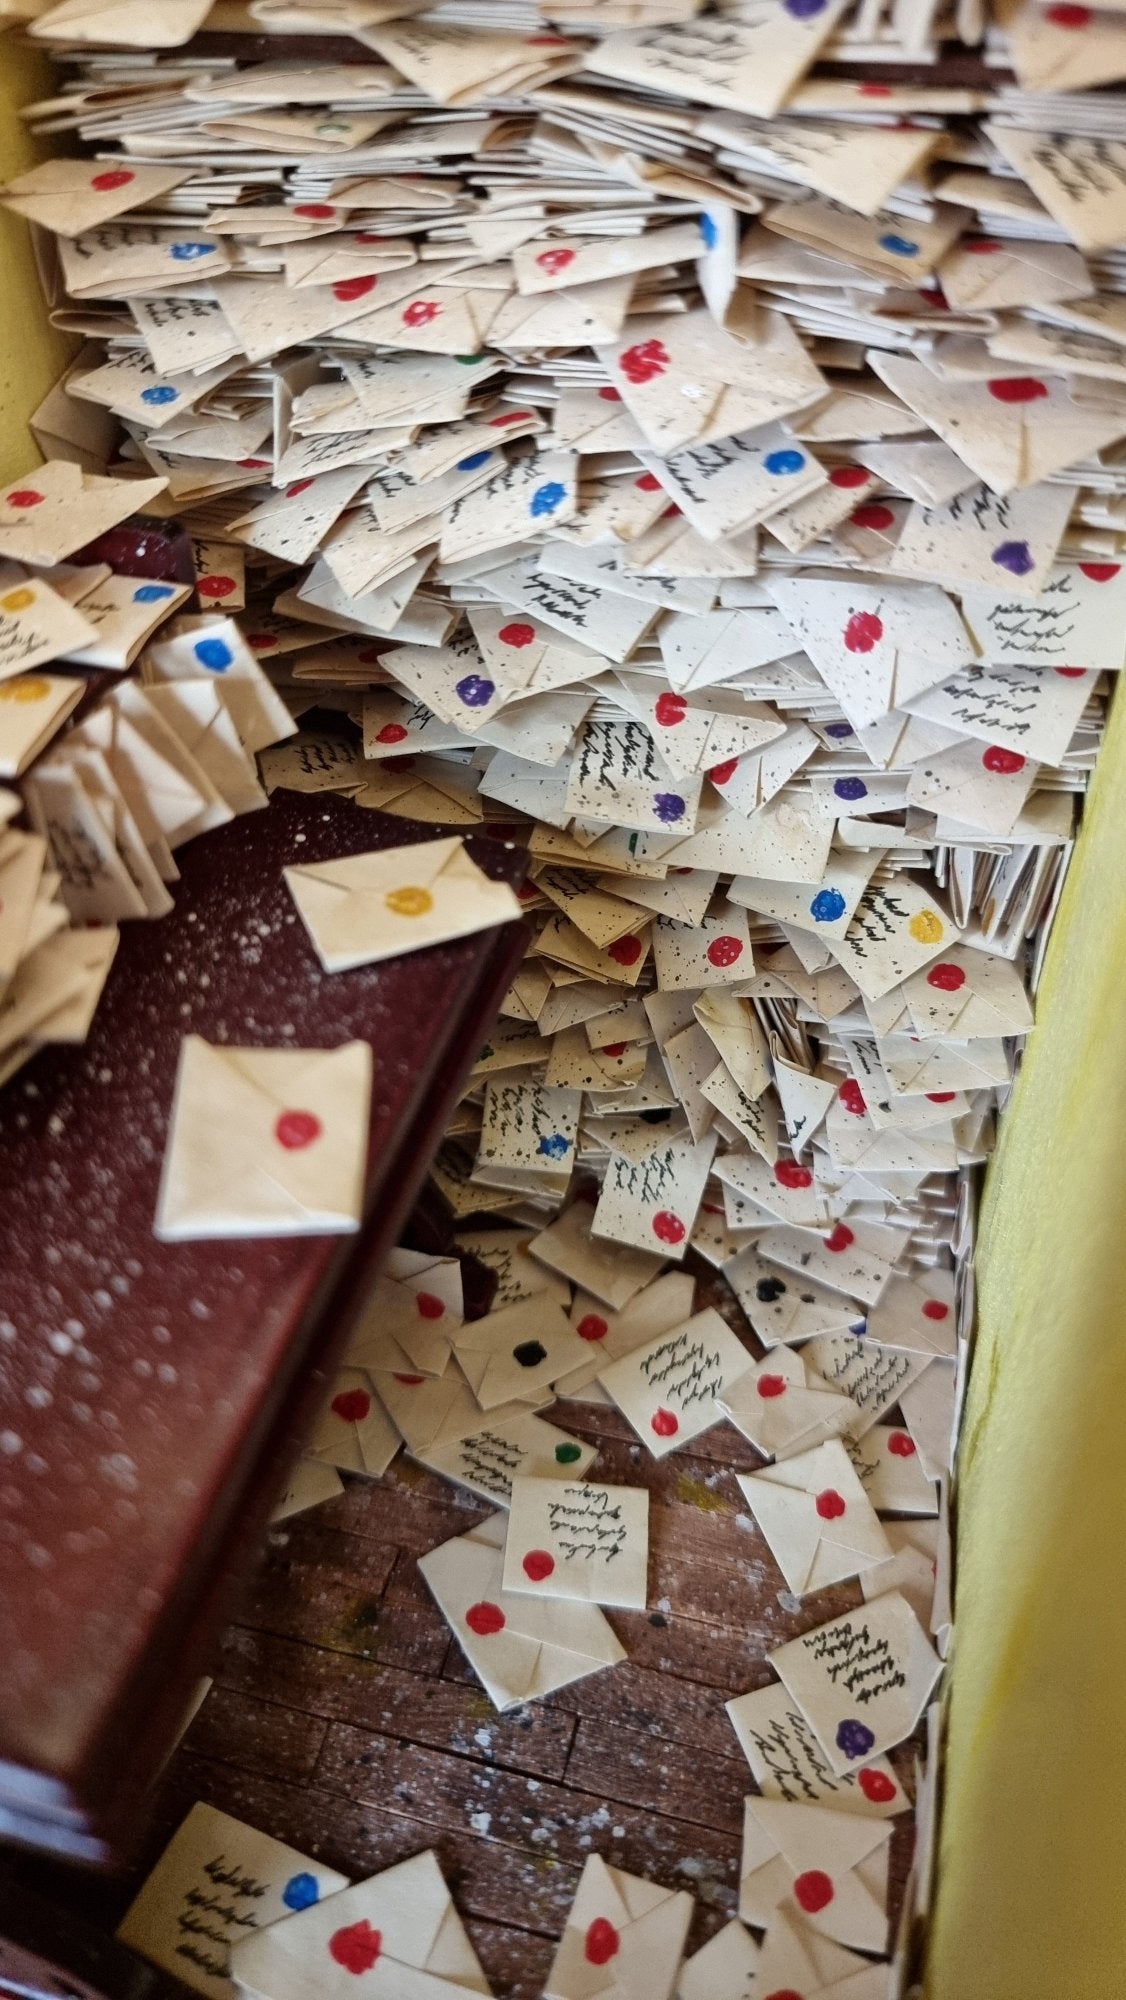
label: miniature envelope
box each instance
[592,1130,718,1260]
[366,20,581,104]
[0,673,83,776]
[586,9,848,119]
[372,1363,550,1458]
[868,351,1126,498]
[890,477,1077,598]
[309,1368,401,1478]
[938,237,1093,314]
[739,1796,891,1952]
[33,0,214,39]
[714,1149,826,1228]
[117,1802,348,2000]
[148,616,298,756]
[876,1032,1009,1096]
[766,576,976,731]
[154,1038,372,1240]
[846,1426,939,1517]
[675,1920,758,2000]
[738,1440,892,1597]
[755,1900,887,2000]
[725,1245,860,1348]
[865,1273,956,1358]
[284,836,522,973]
[144,682,266,817]
[907,736,1039,838]
[598,1306,754,1458]
[273,1456,344,1523]
[230,1850,490,2000]
[801,1333,927,1439]
[651,906,754,991]
[502,1475,648,1609]
[721,1347,857,1462]
[64,574,191,671]
[726,1682,907,1818]
[757,1219,908,1310]
[476,1079,583,1196]
[823,877,959,1002]
[454,1295,589,1409]
[598,306,828,454]
[959,560,1126,674]
[349,1248,463,1377]
[900,1359,957,1483]
[770,1589,944,1777]
[901,660,1095,767]
[554,1273,697,1401]
[0,462,166,568]
[900,944,1034,1038]
[527,1197,665,1310]
[418,1512,626,1711]
[638,427,826,543]
[417,1412,597,1506]
[544,1853,694,2000]
[0,157,190,237]
[27,925,119,1046]
[659,606,797,694]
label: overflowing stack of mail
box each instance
[4,0,1124,1986]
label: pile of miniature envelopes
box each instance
[6,0,1125,1985]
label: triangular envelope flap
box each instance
[773,1057,836,1153]
[740,1471,822,1590]
[232,1852,450,1992]
[751,1798,891,1875]
[219,1043,367,1207]
[425,1898,490,1992]
[294,837,460,899]
[616,1891,693,2000]
[572,1856,634,1937]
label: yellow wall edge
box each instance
[928,683,1126,1996]
[0,44,75,485]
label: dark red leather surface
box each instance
[0,789,526,1858]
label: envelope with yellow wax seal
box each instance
[284,835,523,973]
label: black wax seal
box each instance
[513,1340,547,1367]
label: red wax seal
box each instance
[652,1211,685,1244]
[329,1923,382,1974]
[794,1870,834,1914]
[331,1389,371,1422]
[584,1919,620,1965]
[466,1602,505,1635]
[274,1110,321,1150]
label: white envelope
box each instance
[544,1853,694,2000]
[285,836,522,972]
[720,1347,858,1461]
[453,1294,589,1409]
[737,1439,892,1596]
[230,1850,491,2000]
[418,1513,626,1712]
[739,1797,891,1953]
[309,1369,401,1478]
[154,1038,372,1240]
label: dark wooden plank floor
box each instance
[49,1258,915,2000]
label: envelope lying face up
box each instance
[418,1513,626,1712]
[230,1849,489,2000]
[117,1801,348,2000]
[154,1037,372,1239]
[737,1439,891,1597]
[284,834,523,972]
[739,1797,891,1955]
[543,1853,694,2000]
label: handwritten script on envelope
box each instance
[117,1802,347,2000]
[502,1476,649,1609]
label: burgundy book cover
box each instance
[0,790,526,1864]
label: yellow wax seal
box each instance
[0,676,49,703]
[385,885,434,918]
[0,588,35,613]
[909,909,944,945]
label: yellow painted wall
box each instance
[928,682,1126,1995]
[0,43,74,485]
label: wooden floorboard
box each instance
[60,1254,917,1998]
